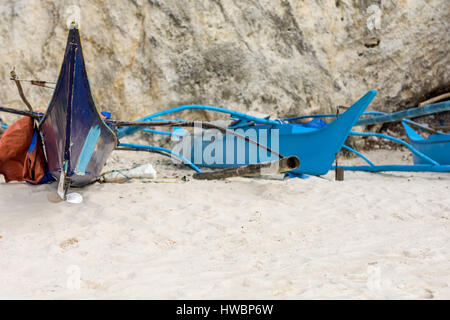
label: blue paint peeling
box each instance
[76,125,101,174]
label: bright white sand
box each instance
[0,149,449,299]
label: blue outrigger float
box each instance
[402,119,450,166]
[338,100,450,173]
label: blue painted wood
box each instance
[402,120,450,165]
[181,90,377,175]
[75,125,101,174]
[332,121,450,173]
[283,111,388,122]
[349,131,439,165]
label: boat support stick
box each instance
[10,69,34,112]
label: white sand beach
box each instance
[0,149,449,299]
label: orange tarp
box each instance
[0,117,47,184]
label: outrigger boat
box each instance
[402,119,450,165]
[118,90,377,176]
[1,25,118,199]
[0,26,303,198]
[40,26,118,195]
[334,100,450,172]
[5,26,444,198]
[224,99,450,174]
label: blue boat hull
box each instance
[39,27,117,187]
[182,90,376,175]
[402,122,450,165]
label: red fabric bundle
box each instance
[0,117,47,184]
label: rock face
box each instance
[0,0,448,124]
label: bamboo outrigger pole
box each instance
[355,100,450,126]
[108,119,283,159]
[0,106,41,119]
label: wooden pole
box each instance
[355,101,450,126]
[0,106,41,119]
[193,156,300,180]
[419,93,450,108]
[10,70,34,112]
[335,167,344,181]
[435,125,450,131]
[30,80,55,89]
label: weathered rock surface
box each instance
[0,0,448,124]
